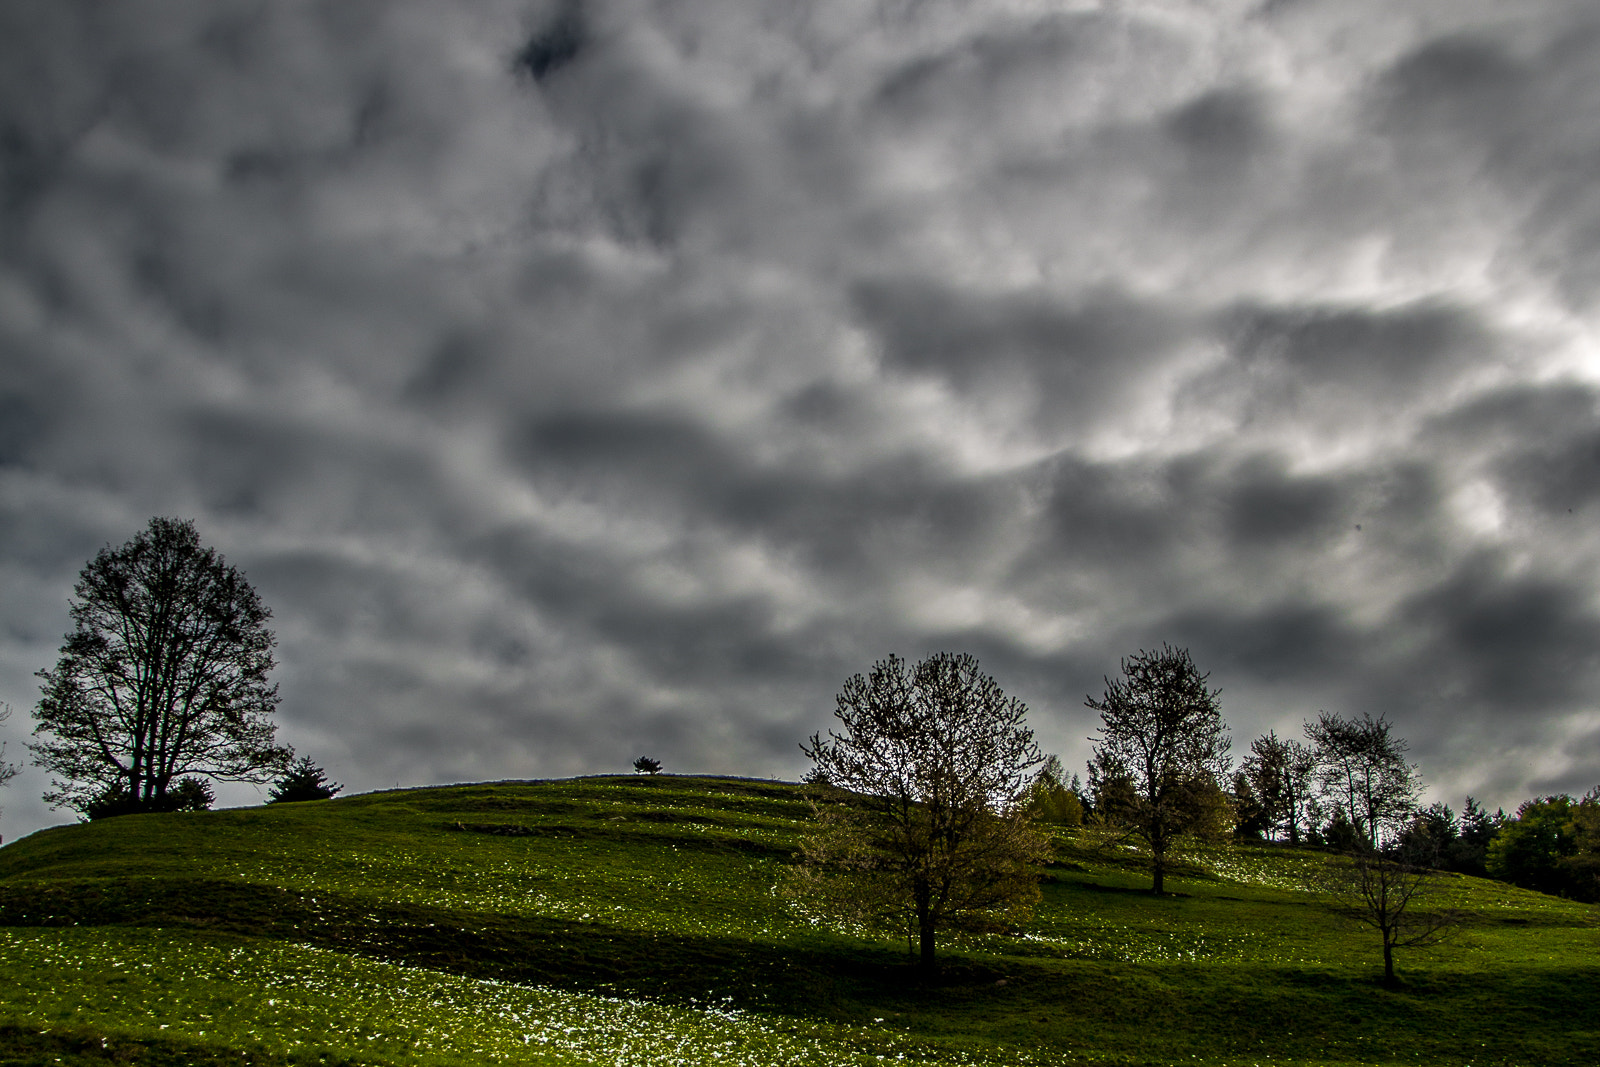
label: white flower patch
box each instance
[0,928,1044,1066]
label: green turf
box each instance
[1,775,1595,1066]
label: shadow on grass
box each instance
[5,877,1598,1065]
[0,1023,366,1067]
[0,877,967,1017]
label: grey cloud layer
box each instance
[3,0,1599,841]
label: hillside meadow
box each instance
[0,775,1595,1066]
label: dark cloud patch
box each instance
[1221,455,1351,550]
[590,596,825,687]
[0,393,43,469]
[1376,34,1528,137]
[1426,381,1600,450]
[514,408,731,502]
[0,340,68,471]
[1424,382,1600,519]
[516,1,586,83]
[0,117,73,219]
[1373,16,1600,308]
[1028,447,1366,572]
[507,405,1030,602]
[872,13,1094,119]
[403,331,495,409]
[1220,300,1490,397]
[1162,88,1271,182]
[1029,453,1183,568]
[1494,428,1600,518]
[1160,601,1364,687]
[1397,553,1600,714]
[852,278,1186,434]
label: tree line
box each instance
[6,517,1596,980]
[796,644,1600,982]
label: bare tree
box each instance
[0,703,20,837]
[1315,850,1461,986]
[1087,645,1231,894]
[1305,712,1420,850]
[31,518,292,815]
[798,652,1049,972]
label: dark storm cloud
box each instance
[1373,14,1600,308]
[4,0,1600,844]
[1162,88,1272,180]
[516,0,586,83]
[1221,301,1491,396]
[851,278,1189,435]
[1398,554,1600,713]
[504,405,1035,630]
[1023,446,1390,579]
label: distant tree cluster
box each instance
[1220,712,1423,853]
[1484,790,1600,902]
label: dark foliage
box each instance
[1238,730,1316,843]
[85,776,214,820]
[1487,790,1600,901]
[1451,796,1506,877]
[266,757,342,804]
[633,756,663,775]
[1024,755,1085,826]
[1320,808,1363,853]
[0,703,17,835]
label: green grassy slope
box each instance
[1,775,1595,1067]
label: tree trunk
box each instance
[1382,936,1396,986]
[919,910,937,972]
[1151,851,1166,895]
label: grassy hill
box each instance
[0,775,1595,1067]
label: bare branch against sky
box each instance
[2,1,1598,842]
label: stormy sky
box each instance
[3,0,1599,842]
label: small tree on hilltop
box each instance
[1087,645,1231,894]
[32,518,292,815]
[267,757,343,803]
[633,756,662,775]
[798,652,1049,972]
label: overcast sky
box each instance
[3,0,1598,843]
